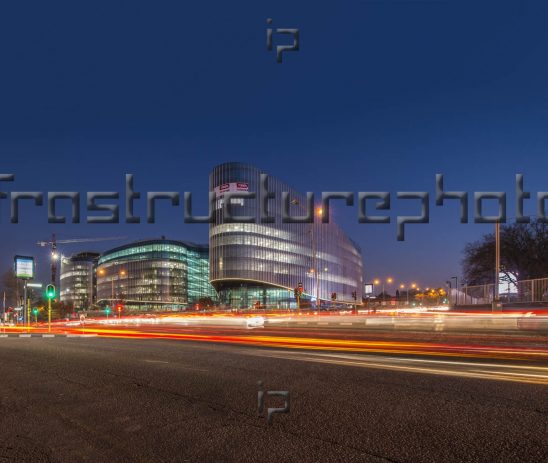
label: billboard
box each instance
[364,284,374,295]
[499,272,518,295]
[14,256,35,280]
[214,182,249,197]
[214,182,249,209]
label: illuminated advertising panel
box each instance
[14,255,35,280]
[214,182,249,209]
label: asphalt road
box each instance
[0,337,546,463]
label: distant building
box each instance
[96,238,216,311]
[209,162,364,309]
[60,252,100,310]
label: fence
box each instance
[454,277,548,305]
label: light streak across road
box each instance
[2,312,547,385]
[238,350,548,386]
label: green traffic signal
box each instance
[46,284,56,299]
[105,307,111,314]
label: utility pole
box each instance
[51,233,57,284]
[451,276,458,306]
[26,295,30,330]
[493,222,501,311]
[23,281,28,328]
[313,223,320,311]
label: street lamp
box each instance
[311,207,323,311]
[400,283,411,306]
[98,267,128,307]
[375,278,393,305]
[291,198,324,310]
[384,278,393,304]
[494,221,501,311]
[373,279,380,300]
[451,276,458,306]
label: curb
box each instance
[0,334,99,338]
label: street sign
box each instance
[14,256,35,279]
[27,283,43,288]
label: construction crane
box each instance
[37,234,127,284]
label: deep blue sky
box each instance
[1,0,547,289]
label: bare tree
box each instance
[0,268,21,307]
[462,220,548,285]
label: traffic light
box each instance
[294,284,304,298]
[116,304,123,313]
[32,308,39,316]
[104,306,111,315]
[352,291,357,301]
[46,284,56,300]
[331,292,337,301]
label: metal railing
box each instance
[454,277,548,305]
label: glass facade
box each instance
[97,239,216,311]
[60,252,100,310]
[209,162,364,309]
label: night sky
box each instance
[1,0,548,289]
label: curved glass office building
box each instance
[60,252,100,310]
[209,163,363,309]
[97,239,216,311]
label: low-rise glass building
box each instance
[96,239,216,311]
[60,252,100,310]
[209,162,364,309]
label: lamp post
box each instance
[309,207,323,311]
[400,284,409,306]
[410,283,417,306]
[314,208,322,310]
[493,221,501,311]
[98,267,128,308]
[451,276,458,306]
[289,200,323,310]
[382,278,393,305]
[374,278,393,305]
[120,269,127,306]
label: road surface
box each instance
[0,336,546,462]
